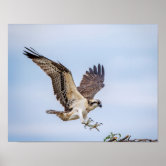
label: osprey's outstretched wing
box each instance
[77,64,105,99]
[23,47,84,111]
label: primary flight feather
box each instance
[23,47,105,131]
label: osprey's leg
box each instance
[78,110,93,129]
[78,109,86,124]
[84,116,94,123]
[78,109,90,126]
[83,117,94,129]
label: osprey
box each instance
[23,47,105,131]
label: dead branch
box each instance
[104,133,157,142]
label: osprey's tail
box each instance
[46,110,68,121]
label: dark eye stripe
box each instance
[91,102,97,105]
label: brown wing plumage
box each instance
[23,47,83,111]
[77,64,105,99]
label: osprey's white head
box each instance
[87,99,102,111]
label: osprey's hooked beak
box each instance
[98,102,102,108]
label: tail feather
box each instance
[46,110,68,121]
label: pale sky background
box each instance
[8,24,158,141]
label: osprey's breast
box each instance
[71,98,87,109]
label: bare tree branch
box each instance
[104,133,158,142]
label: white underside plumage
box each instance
[68,99,89,123]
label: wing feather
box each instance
[98,64,101,76]
[23,47,83,111]
[77,64,105,99]
[93,66,97,74]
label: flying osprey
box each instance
[23,47,105,131]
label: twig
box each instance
[119,135,130,142]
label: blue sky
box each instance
[8,24,158,141]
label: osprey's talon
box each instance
[96,127,100,132]
[89,118,94,122]
[83,118,94,129]
[87,118,93,124]
[83,120,93,129]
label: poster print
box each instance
[8,24,158,142]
